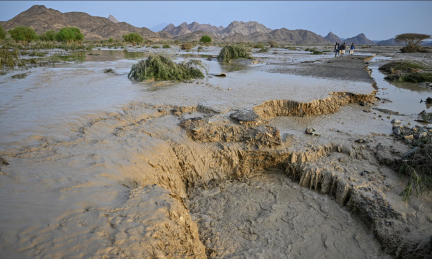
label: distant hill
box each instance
[324,32,342,44]
[218,21,271,38]
[223,28,331,44]
[1,5,171,41]
[376,38,402,46]
[343,33,376,45]
[108,15,119,23]
[173,31,221,42]
[149,23,169,32]
[162,22,223,36]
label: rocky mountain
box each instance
[324,32,342,44]
[376,38,400,46]
[223,28,331,44]
[343,33,376,45]
[219,21,271,38]
[162,22,223,36]
[2,5,171,40]
[173,31,221,42]
[108,15,119,23]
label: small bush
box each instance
[163,44,171,48]
[123,33,144,46]
[55,27,84,44]
[258,47,269,53]
[312,51,323,55]
[253,43,264,49]
[152,45,160,49]
[108,38,114,43]
[268,41,278,48]
[199,35,212,43]
[128,54,207,81]
[218,45,252,62]
[0,25,6,40]
[379,61,425,74]
[11,73,28,79]
[197,46,204,52]
[104,68,114,73]
[181,43,193,50]
[8,26,38,44]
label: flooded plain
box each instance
[0,46,431,258]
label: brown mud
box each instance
[1,53,431,259]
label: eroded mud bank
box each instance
[1,54,431,259]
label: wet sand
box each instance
[0,47,431,258]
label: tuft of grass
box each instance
[197,46,204,52]
[217,45,252,62]
[163,44,171,48]
[152,45,160,49]
[0,49,19,67]
[379,61,425,74]
[104,68,114,73]
[385,73,432,83]
[312,51,323,55]
[128,54,207,82]
[11,73,28,79]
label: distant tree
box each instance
[122,33,143,46]
[8,26,38,44]
[108,38,114,43]
[395,33,431,53]
[55,27,84,44]
[39,30,56,41]
[0,25,6,40]
[199,35,212,43]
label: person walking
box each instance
[341,42,346,57]
[334,42,339,57]
[349,43,355,55]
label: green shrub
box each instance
[385,73,432,83]
[123,33,144,46]
[258,47,269,53]
[217,45,252,62]
[379,61,425,74]
[128,54,207,81]
[152,45,160,49]
[0,49,19,67]
[108,38,114,43]
[55,27,84,44]
[253,42,264,49]
[163,44,171,48]
[8,26,38,44]
[39,30,56,41]
[312,51,323,55]
[199,35,212,43]
[181,43,193,50]
[197,46,204,52]
[0,25,7,40]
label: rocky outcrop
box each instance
[108,14,119,23]
[324,32,343,44]
[218,21,272,38]
[162,22,224,37]
[344,33,376,45]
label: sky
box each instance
[1,1,431,40]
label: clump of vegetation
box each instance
[199,35,212,43]
[163,44,171,48]
[55,27,84,44]
[0,25,7,40]
[217,45,252,62]
[8,26,38,44]
[104,68,114,73]
[394,127,432,201]
[197,46,204,52]
[29,51,47,57]
[285,46,297,50]
[39,30,56,42]
[128,54,207,81]
[11,73,28,79]
[152,45,160,49]
[379,61,425,74]
[395,33,431,53]
[108,38,114,43]
[0,49,19,67]
[268,41,278,48]
[258,47,270,53]
[312,50,323,55]
[181,43,193,50]
[123,33,144,46]
[253,42,265,49]
[385,73,432,83]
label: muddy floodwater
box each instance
[0,47,431,258]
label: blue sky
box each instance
[1,1,431,40]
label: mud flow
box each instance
[0,48,431,259]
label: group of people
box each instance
[334,42,355,57]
